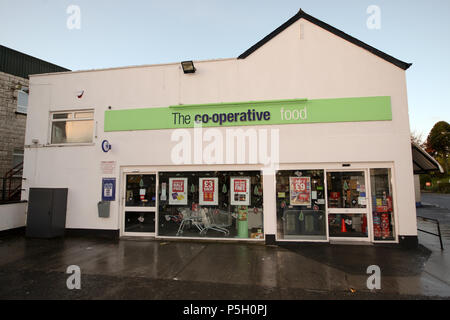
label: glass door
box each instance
[275,170,328,241]
[326,170,370,241]
[122,173,157,236]
[370,168,396,242]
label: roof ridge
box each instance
[238,9,412,70]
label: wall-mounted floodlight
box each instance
[181,61,196,74]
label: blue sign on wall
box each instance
[102,140,112,153]
[102,178,116,201]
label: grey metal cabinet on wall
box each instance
[26,188,68,238]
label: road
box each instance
[418,193,450,238]
[0,193,448,300]
[416,192,450,296]
[421,193,450,210]
[0,236,448,300]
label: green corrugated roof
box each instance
[0,45,70,79]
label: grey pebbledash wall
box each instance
[0,70,28,178]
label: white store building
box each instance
[22,10,420,247]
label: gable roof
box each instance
[238,9,412,70]
[0,45,70,79]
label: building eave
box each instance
[238,9,412,71]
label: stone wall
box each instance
[0,71,28,178]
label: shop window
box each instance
[276,170,327,240]
[123,174,156,234]
[370,168,395,241]
[326,171,368,238]
[328,214,368,237]
[125,174,156,207]
[327,172,367,209]
[158,171,263,239]
[50,110,94,144]
[125,212,155,233]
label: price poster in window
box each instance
[289,177,311,206]
[230,177,251,206]
[169,178,188,205]
[199,177,218,206]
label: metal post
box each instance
[417,215,445,250]
[436,221,444,251]
[2,178,5,202]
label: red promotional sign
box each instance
[234,180,247,193]
[202,179,215,202]
[289,177,311,206]
[292,178,307,192]
[172,180,184,193]
[230,177,250,206]
[199,177,218,206]
[330,192,340,200]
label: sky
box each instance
[0,0,449,139]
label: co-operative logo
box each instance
[101,140,112,153]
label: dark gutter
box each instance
[238,9,412,71]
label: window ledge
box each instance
[44,143,95,147]
[15,111,27,116]
[0,200,28,205]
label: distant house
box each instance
[0,45,69,202]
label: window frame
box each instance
[150,169,264,240]
[12,149,24,177]
[16,89,28,114]
[48,109,95,146]
[369,168,396,242]
[12,149,24,167]
[275,169,328,242]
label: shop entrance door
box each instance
[121,173,157,236]
[326,170,371,242]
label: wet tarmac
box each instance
[0,202,449,299]
[421,193,450,210]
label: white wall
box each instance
[0,202,27,231]
[414,174,421,204]
[22,19,417,237]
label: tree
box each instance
[425,121,450,174]
[411,130,425,148]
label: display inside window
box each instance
[370,168,395,241]
[125,211,155,233]
[327,171,366,208]
[158,171,263,239]
[169,177,188,205]
[230,177,251,206]
[125,174,156,207]
[289,176,311,206]
[276,170,326,240]
[199,177,218,206]
[328,214,368,237]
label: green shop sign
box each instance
[104,96,391,132]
